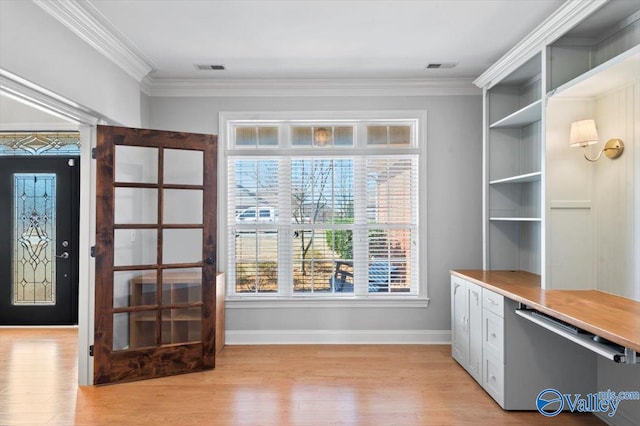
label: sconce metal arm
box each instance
[582,138,624,162]
[582,148,603,162]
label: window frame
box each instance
[219,111,428,304]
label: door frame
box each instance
[1,71,103,385]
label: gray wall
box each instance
[140,92,151,128]
[148,94,483,335]
[598,358,640,425]
[0,0,142,127]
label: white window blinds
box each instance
[225,115,423,298]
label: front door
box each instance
[0,156,80,325]
[93,125,217,385]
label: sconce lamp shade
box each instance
[569,119,599,147]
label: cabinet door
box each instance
[451,277,468,366]
[467,282,483,383]
[483,309,505,361]
[483,351,505,407]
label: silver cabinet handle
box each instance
[56,252,69,259]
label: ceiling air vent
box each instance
[426,62,457,69]
[195,65,225,71]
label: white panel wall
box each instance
[593,85,637,299]
[545,99,596,290]
[0,0,142,127]
[148,95,483,337]
[546,82,638,299]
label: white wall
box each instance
[593,84,637,299]
[546,99,596,290]
[0,95,75,129]
[148,94,483,338]
[0,0,142,127]
[546,81,638,299]
[140,92,151,129]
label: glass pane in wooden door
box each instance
[163,189,203,224]
[161,268,202,304]
[113,270,157,308]
[163,149,202,185]
[114,146,158,183]
[113,311,157,350]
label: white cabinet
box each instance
[482,351,504,406]
[451,274,597,409]
[482,305,504,360]
[450,276,467,366]
[481,289,505,406]
[452,277,506,403]
[450,275,482,383]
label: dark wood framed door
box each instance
[94,125,217,385]
[0,156,80,325]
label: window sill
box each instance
[225,296,430,309]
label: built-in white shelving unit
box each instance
[489,99,542,129]
[544,2,639,294]
[549,44,640,98]
[489,217,542,222]
[466,0,640,416]
[484,52,543,274]
[489,171,541,185]
[478,0,639,285]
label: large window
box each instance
[224,112,424,298]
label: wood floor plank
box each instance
[0,328,603,425]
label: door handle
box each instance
[56,252,69,259]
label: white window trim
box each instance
[218,110,429,306]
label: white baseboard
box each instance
[225,329,451,345]
[595,408,638,426]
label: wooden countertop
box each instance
[451,270,640,354]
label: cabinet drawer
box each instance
[483,351,504,408]
[483,309,504,361]
[482,289,504,317]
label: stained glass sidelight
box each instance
[13,173,56,305]
[0,133,80,156]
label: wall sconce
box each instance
[569,119,624,162]
[314,127,331,146]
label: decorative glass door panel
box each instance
[0,157,79,325]
[94,125,217,385]
[13,173,56,305]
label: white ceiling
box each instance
[87,0,565,80]
[1,0,567,126]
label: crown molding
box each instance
[144,77,480,97]
[140,76,153,97]
[33,0,155,82]
[473,0,608,89]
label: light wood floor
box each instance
[0,328,602,425]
